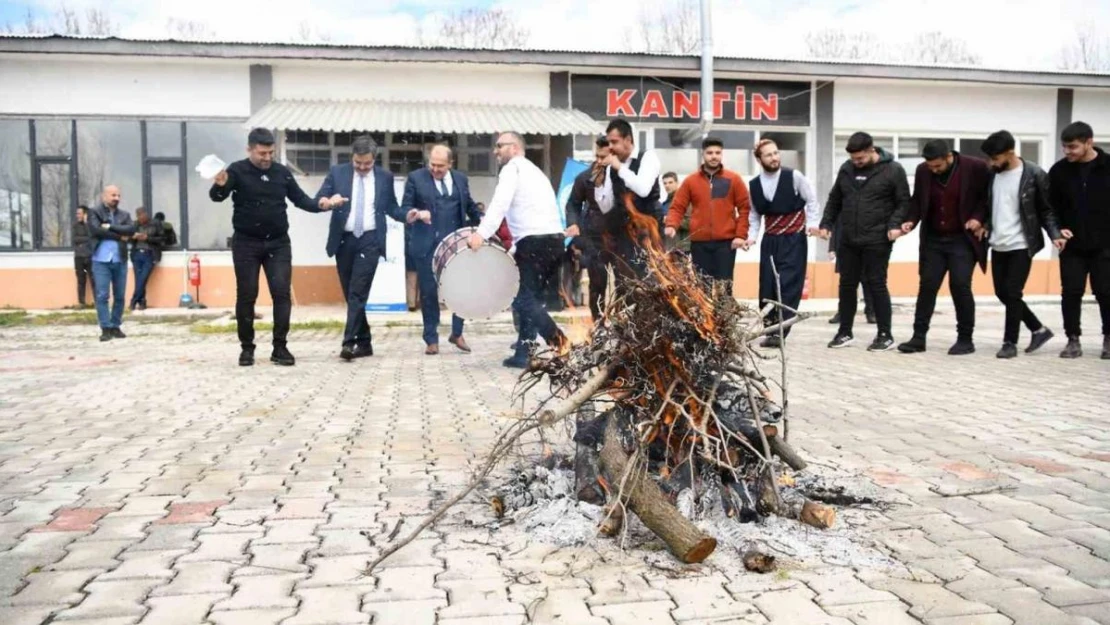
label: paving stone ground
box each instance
[1,299,1108,625]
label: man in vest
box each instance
[599,118,663,279]
[664,137,751,292]
[747,139,821,347]
[565,137,614,321]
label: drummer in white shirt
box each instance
[468,131,569,368]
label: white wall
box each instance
[272,63,550,107]
[1073,89,1110,136]
[0,55,249,118]
[833,79,1057,135]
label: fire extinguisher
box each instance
[187,254,206,309]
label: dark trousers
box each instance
[75,255,94,305]
[758,233,808,335]
[92,260,127,329]
[912,234,976,340]
[232,234,293,350]
[336,233,382,348]
[690,239,737,282]
[991,249,1043,344]
[837,241,893,335]
[415,248,463,345]
[513,235,565,352]
[1060,246,1110,337]
[130,250,155,308]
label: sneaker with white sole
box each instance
[827,333,854,348]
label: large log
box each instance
[598,417,717,564]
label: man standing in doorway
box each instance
[210,128,332,367]
[316,136,405,361]
[601,119,664,276]
[402,144,482,355]
[1050,121,1110,359]
[747,138,821,347]
[88,185,134,341]
[73,205,95,309]
[818,131,910,352]
[468,131,568,369]
[129,207,164,311]
[981,130,1067,359]
[897,140,990,355]
[664,137,751,291]
[565,137,613,321]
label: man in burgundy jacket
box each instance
[898,139,991,355]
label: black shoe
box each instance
[897,335,927,354]
[1060,337,1083,359]
[948,340,976,356]
[354,344,373,358]
[1026,328,1054,354]
[865,312,877,325]
[759,335,783,349]
[828,313,841,325]
[239,348,255,366]
[111,328,126,339]
[271,346,295,366]
[502,355,528,369]
[828,333,854,348]
[1103,336,1110,360]
[868,333,895,352]
[996,343,1018,359]
[99,329,112,342]
[340,346,357,361]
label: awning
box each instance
[245,99,602,136]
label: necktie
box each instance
[353,175,366,238]
[437,178,448,197]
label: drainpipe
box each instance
[682,0,713,146]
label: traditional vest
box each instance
[751,168,807,235]
[432,182,465,243]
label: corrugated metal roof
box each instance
[246,99,603,135]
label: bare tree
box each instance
[295,20,332,44]
[1058,26,1110,71]
[804,28,881,61]
[165,17,213,40]
[1,3,116,36]
[627,0,700,54]
[421,8,529,49]
[902,31,981,65]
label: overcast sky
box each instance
[1,0,1107,71]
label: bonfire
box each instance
[367,197,822,572]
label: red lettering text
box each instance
[606,89,637,117]
[640,90,667,118]
[672,91,699,119]
[751,93,779,121]
[713,92,731,119]
[734,87,746,120]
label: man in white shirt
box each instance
[747,139,822,347]
[981,130,1068,359]
[468,131,568,368]
[600,119,663,278]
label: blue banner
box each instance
[557,157,590,247]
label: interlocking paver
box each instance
[283,585,374,625]
[52,579,160,621]
[141,592,226,624]
[150,561,236,597]
[211,573,303,611]
[362,599,446,625]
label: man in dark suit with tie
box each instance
[315,136,407,361]
[402,144,482,355]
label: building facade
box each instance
[1,36,1107,309]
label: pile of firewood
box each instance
[366,200,827,572]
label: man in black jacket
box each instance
[129,207,164,312]
[819,132,910,352]
[898,140,991,355]
[981,130,1068,359]
[1050,121,1110,359]
[88,186,135,341]
[565,137,612,321]
[210,128,333,367]
[72,205,95,308]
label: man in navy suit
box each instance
[315,136,407,361]
[402,144,482,355]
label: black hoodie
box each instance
[820,147,911,247]
[1049,147,1110,251]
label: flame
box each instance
[596,475,611,498]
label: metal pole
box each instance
[684,0,714,145]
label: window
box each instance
[1019,140,1041,166]
[146,121,183,157]
[38,163,72,248]
[35,120,72,157]
[0,120,32,250]
[897,137,956,175]
[76,121,142,209]
[187,121,245,250]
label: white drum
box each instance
[432,227,519,320]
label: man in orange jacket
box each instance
[664,137,752,289]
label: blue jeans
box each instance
[416,249,464,345]
[92,260,128,329]
[130,250,154,308]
